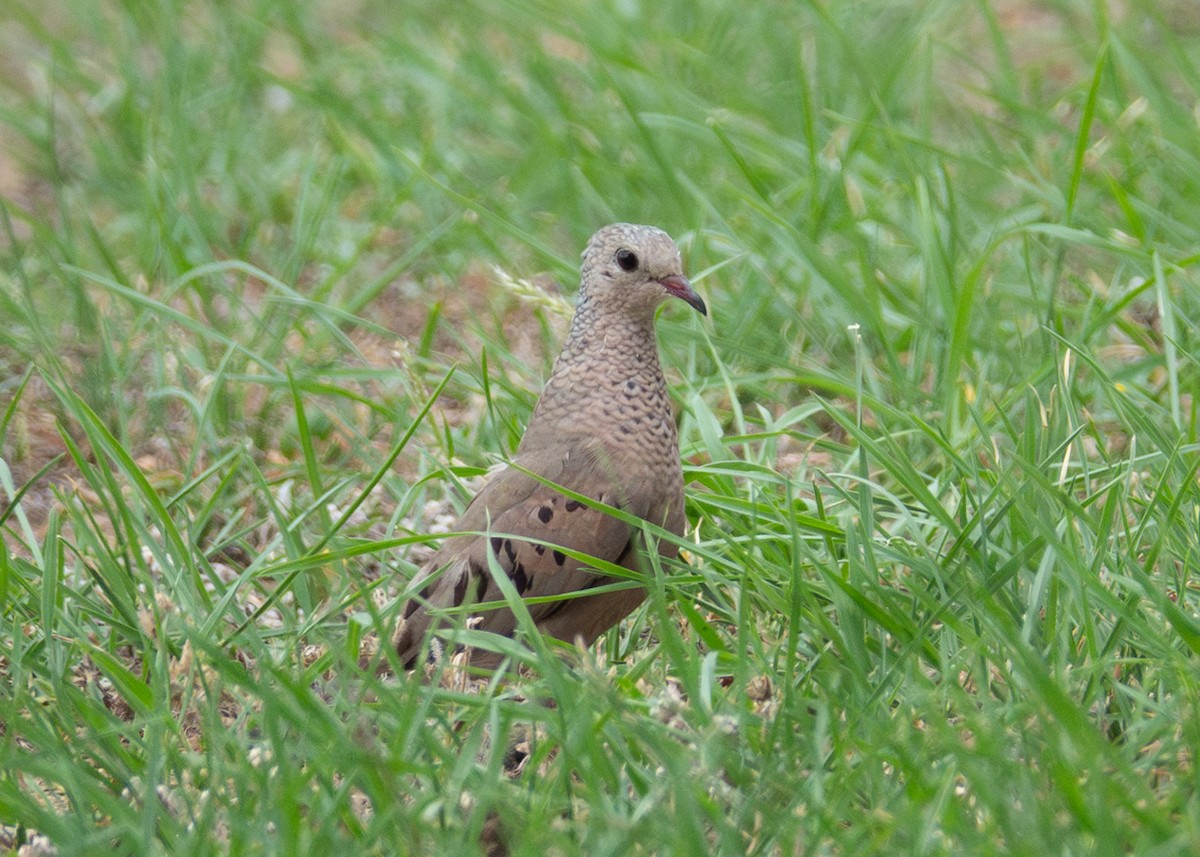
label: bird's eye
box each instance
[615,249,639,272]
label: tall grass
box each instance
[1,0,1198,854]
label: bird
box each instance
[393,223,706,671]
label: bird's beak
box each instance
[657,274,707,316]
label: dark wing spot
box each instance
[534,544,546,555]
[503,539,517,562]
[405,581,437,617]
[490,536,503,555]
[553,550,566,566]
[452,573,468,607]
[565,499,584,512]
[537,505,553,523]
[510,562,529,593]
[475,569,489,602]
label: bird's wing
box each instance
[393,439,654,666]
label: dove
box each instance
[393,223,706,670]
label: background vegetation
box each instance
[1,0,1198,854]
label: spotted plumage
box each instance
[392,223,706,670]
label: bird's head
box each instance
[580,223,707,317]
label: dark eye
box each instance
[615,248,639,272]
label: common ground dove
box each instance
[393,223,706,670]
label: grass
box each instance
[1,0,1199,853]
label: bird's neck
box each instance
[520,306,669,446]
[555,304,663,381]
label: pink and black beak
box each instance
[657,274,707,316]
